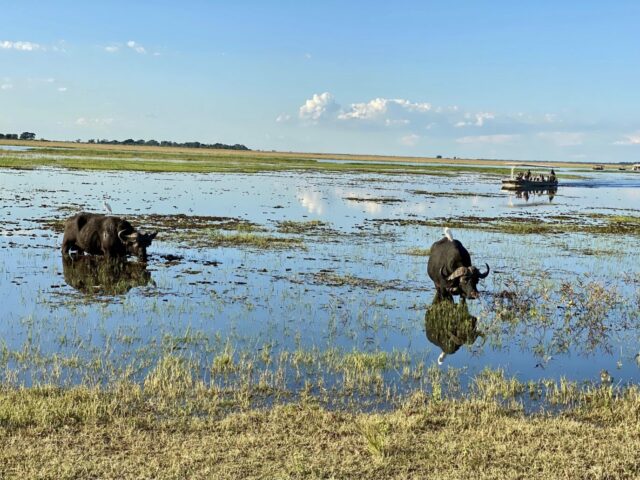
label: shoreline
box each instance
[0,138,627,170]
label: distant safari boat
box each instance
[501,164,558,191]
[501,178,558,190]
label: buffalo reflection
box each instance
[62,255,153,295]
[424,297,483,365]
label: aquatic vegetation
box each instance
[276,219,331,234]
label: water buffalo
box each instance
[61,213,157,260]
[427,229,489,301]
[424,296,483,365]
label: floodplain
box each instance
[1,143,639,478]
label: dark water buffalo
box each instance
[427,230,489,301]
[62,255,152,295]
[424,296,483,365]
[62,213,157,260]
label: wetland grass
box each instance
[375,212,640,236]
[0,141,588,176]
[1,372,639,479]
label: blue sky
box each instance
[1,1,639,161]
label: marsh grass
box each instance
[0,141,592,176]
[375,212,640,236]
[276,220,331,234]
[402,247,431,256]
[1,375,639,479]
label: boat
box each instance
[501,178,558,190]
[632,164,640,172]
[592,164,604,171]
[501,164,558,191]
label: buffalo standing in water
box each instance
[62,213,157,260]
[424,297,483,365]
[62,255,152,295]
[427,228,489,302]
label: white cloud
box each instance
[537,131,584,146]
[456,134,520,145]
[0,40,42,51]
[455,112,495,127]
[613,132,640,146]
[104,45,119,53]
[400,133,420,146]
[338,98,431,121]
[276,113,291,123]
[1,84,13,90]
[57,87,67,92]
[299,92,339,122]
[127,40,146,54]
[304,52,312,60]
[75,117,114,126]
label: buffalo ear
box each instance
[149,231,158,240]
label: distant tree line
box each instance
[0,132,36,140]
[0,132,249,150]
[86,138,249,150]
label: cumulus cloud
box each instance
[104,45,119,53]
[299,92,339,122]
[338,98,431,121]
[0,40,42,51]
[613,132,640,146]
[127,40,146,54]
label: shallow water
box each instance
[1,164,639,400]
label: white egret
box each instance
[444,227,453,241]
[103,198,112,215]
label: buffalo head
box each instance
[440,263,489,299]
[118,229,157,260]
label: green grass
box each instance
[376,212,640,236]
[1,378,639,479]
[276,220,330,234]
[0,145,584,177]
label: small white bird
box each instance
[444,227,453,241]
[103,198,112,215]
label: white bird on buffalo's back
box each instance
[103,198,112,215]
[444,227,453,241]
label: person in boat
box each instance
[549,169,556,183]
[524,170,532,181]
[515,172,524,180]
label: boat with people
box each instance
[501,164,558,191]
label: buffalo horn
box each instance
[447,266,468,282]
[478,263,490,279]
[118,229,138,243]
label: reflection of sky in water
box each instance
[1,166,639,389]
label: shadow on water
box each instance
[62,255,153,295]
[424,296,483,365]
